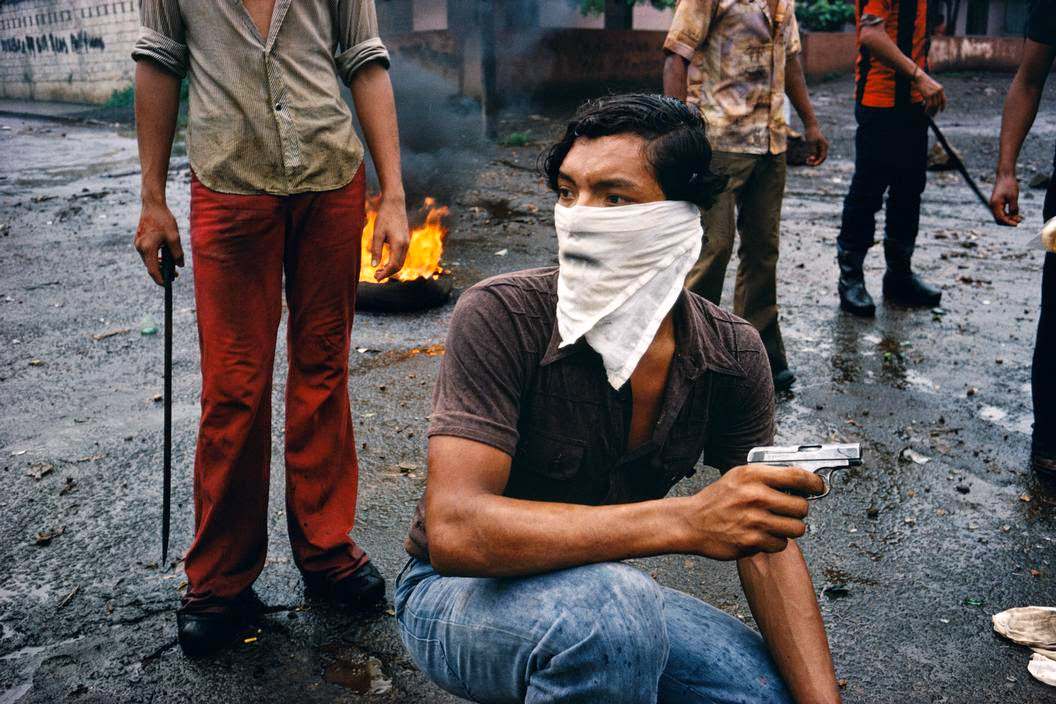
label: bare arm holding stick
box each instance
[133,60,184,286]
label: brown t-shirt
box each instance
[404,268,775,560]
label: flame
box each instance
[361,196,449,283]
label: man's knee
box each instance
[552,564,668,668]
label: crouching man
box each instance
[395,95,841,704]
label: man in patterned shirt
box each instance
[663,0,829,392]
[131,0,409,655]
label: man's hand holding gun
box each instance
[674,443,862,561]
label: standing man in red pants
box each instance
[131,0,409,656]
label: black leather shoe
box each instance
[304,561,386,608]
[882,271,942,307]
[1033,453,1056,495]
[773,368,796,393]
[177,590,263,658]
[837,248,876,317]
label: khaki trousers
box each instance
[686,151,788,371]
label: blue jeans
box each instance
[394,558,791,703]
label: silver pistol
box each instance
[746,443,863,499]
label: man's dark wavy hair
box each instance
[541,94,727,210]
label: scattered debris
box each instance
[24,280,60,291]
[1028,172,1051,190]
[899,448,931,465]
[57,586,79,610]
[397,462,418,474]
[495,248,508,256]
[992,607,1056,648]
[91,327,131,341]
[963,596,986,607]
[26,462,54,479]
[956,484,970,495]
[323,655,393,695]
[1027,654,1056,687]
[28,359,44,367]
[927,142,962,171]
[993,607,1056,687]
[35,526,64,546]
[823,584,850,599]
[140,314,159,335]
[60,477,77,495]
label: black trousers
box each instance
[1034,173,1055,457]
[837,104,929,255]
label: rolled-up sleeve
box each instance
[335,0,390,84]
[131,0,188,78]
[663,0,715,61]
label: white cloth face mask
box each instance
[554,200,704,389]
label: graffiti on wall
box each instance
[1,30,105,55]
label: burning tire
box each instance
[356,272,454,312]
[357,196,453,312]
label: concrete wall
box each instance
[795,32,1024,81]
[0,0,139,103]
[800,31,859,81]
[930,35,1023,72]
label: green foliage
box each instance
[104,85,135,108]
[796,0,855,32]
[103,79,189,109]
[500,131,534,147]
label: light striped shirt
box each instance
[132,0,389,195]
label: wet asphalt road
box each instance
[1,73,1055,703]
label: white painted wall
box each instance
[633,4,674,31]
[0,0,140,103]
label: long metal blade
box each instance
[162,248,174,566]
[926,115,990,211]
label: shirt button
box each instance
[275,103,282,111]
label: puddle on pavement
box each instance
[978,405,1033,435]
[323,655,392,695]
[904,369,939,393]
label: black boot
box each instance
[177,589,264,657]
[837,247,876,317]
[882,240,941,307]
[304,561,386,609]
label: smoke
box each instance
[350,56,492,204]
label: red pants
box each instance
[184,169,368,611]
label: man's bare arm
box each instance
[424,435,823,577]
[739,543,841,704]
[663,52,689,103]
[859,22,946,113]
[990,39,1056,226]
[784,55,829,166]
[350,61,409,281]
[133,60,184,286]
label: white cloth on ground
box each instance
[554,200,703,390]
